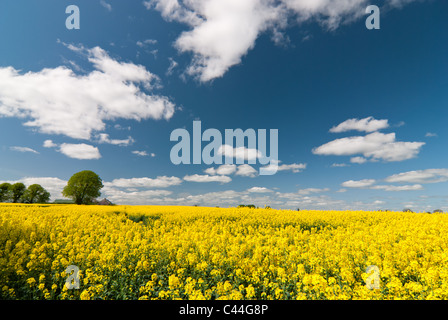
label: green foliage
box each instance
[0,183,12,202]
[238,204,256,209]
[22,184,50,204]
[10,183,26,203]
[62,170,103,205]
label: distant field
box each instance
[1,204,447,300]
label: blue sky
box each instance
[0,0,447,211]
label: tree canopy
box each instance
[62,170,103,205]
[10,183,26,203]
[0,183,12,202]
[0,182,50,203]
[23,184,51,204]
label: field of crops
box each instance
[1,204,448,300]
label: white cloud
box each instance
[371,184,423,191]
[102,187,173,205]
[350,156,367,164]
[385,169,448,184]
[247,187,273,193]
[136,39,158,47]
[282,0,369,29]
[43,140,57,148]
[388,0,423,8]
[425,132,437,137]
[147,0,284,82]
[297,188,330,195]
[132,150,149,156]
[0,45,175,140]
[166,57,179,75]
[341,176,425,192]
[182,190,244,207]
[218,144,262,161]
[105,176,182,188]
[58,143,101,160]
[332,163,349,167]
[277,163,306,173]
[132,150,155,157]
[341,179,376,188]
[183,174,232,183]
[4,177,68,200]
[10,146,39,154]
[313,132,424,162]
[329,117,389,133]
[100,0,112,11]
[97,133,135,146]
[259,162,306,175]
[277,163,307,173]
[114,124,131,131]
[235,164,258,177]
[146,1,423,81]
[204,164,237,176]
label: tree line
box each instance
[0,183,50,204]
[0,170,104,205]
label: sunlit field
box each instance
[1,204,448,300]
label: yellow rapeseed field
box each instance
[1,204,448,300]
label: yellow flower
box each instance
[168,275,180,290]
[245,285,256,299]
[2,204,448,300]
[27,277,36,287]
[80,290,90,300]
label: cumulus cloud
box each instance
[146,0,284,82]
[235,164,258,177]
[4,177,68,200]
[102,188,173,205]
[313,132,424,162]
[96,133,135,146]
[10,146,39,154]
[385,169,448,184]
[259,161,306,175]
[132,150,155,157]
[350,156,367,164]
[58,143,101,160]
[218,144,262,162]
[0,44,175,140]
[105,176,182,188]
[371,184,423,191]
[247,187,273,193]
[329,117,389,133]
[137,39,158,47]
[341,177,424,192]
[341,179,376,188]
[297,188,330,195]
[204,164,237,176]
[183,174,232,183]
[277,163,307,172]
[145,0,423,81]
[43,140,57,148]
